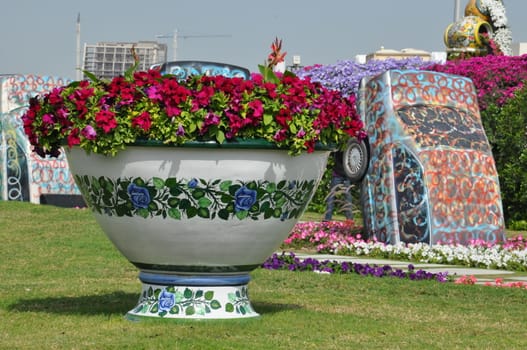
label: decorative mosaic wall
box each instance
[359,70,505,245]
[0,74,79,203]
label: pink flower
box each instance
[67,128,80,147]
[42,114,55,125]
[131,111,152,131]
[95,110,118,133]
[273,129,287,142]
[81,125,97,140]
[454,275,477,285]
[296,128,306,138]
[146,86,162,101]
[176,125,185,136]
[248,100,264,118]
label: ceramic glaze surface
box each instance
[126,283,257,320]
[444,15,492,52]
[464,0,490,22]
[67,144,329,319]
[66,146,329,274]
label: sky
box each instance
[3,0,527,80]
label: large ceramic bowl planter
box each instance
[65,140,330,320]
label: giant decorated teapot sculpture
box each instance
[444,0,512,59]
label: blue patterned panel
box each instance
[156,61,251,80]
[392,145,430,244]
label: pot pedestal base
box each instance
[125,272,259,320]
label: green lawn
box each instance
[1,201,526,349]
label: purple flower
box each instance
[261,252,449,283]
[81,125,97,140]
[295,57,428,97]
[204,112,220,126]
[341,261,351,273]
[176,125,185,136]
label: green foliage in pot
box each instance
[21,39,363,158]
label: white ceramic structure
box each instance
[66,141,330,320]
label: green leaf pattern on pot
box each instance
[225,286,252,315]
[132,285,254,317]
[74,175,316,221]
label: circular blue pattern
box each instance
[158,289,176,312]
[127,183,151,209]
[234,186,257,212]
[188,178,198,188]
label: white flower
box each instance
[481,0,508,27]
[493,28,513,55]
[317,234,527,271]
[479,0,512,55]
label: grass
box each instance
[1,201,527,349]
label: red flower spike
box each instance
[267,37,287,69]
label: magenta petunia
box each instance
[81,125,97,140]
[131,111,152,131]
[95,110,118,133]
[21,59,364,157]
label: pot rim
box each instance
[131,138,336,151]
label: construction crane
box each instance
[155,29,231,62]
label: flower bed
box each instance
[283,220,363,251]
[455,275,527,289]
[281,221,527,272]
[22,39,363,158]
[294,57,428,97]
[424,55,527,110]
[262,252,527,289]
[262,252,449,282]
[262,221,527,289]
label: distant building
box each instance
[365,47,433,62]
[358,47,446,64]
[83,41,167,80]
[355,54,367,64]
[512,42,527,56]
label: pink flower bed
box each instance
[283,220,364,252]
[455,275,527,289]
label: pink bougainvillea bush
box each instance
[424,55,527,110]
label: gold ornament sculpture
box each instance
[444,0,512,59]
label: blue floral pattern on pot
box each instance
[74,175,316,221]
[130,285,254,318]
